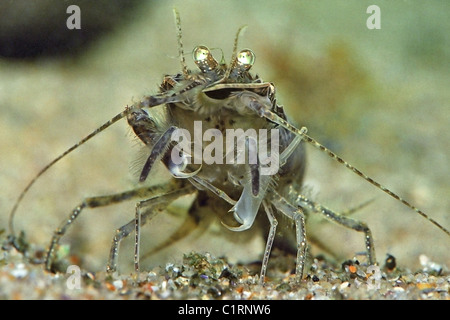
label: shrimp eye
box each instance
[236,49,255,71]
[193,45,218,72]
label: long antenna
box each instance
[173,8,189,78]
[262,109,450,237]
[222,25,248,81]
[8,109,129,238]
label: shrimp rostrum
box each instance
[7,10,449,284]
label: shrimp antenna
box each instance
[173,8,189,78]
[222,25,248,81]
[8,109,129,239]
[263,109,450,237]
